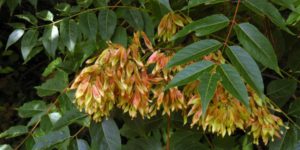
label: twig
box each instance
[21,5,144,31]
[267,98,300,130]
[203,133,214,149]
[71,126,86,139]
[281,69,300,84]
[14,100,59,150]
[222,0,241,51]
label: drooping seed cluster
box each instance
[157,12,191,42]
[71,12,286,145]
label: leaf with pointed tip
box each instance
[35,70,68,97]
[226,46,264,97]
[198,71,219,118]
[17,100,47,118]
[112,27,127,47]
[33,129,70,150]
[7,0,20,15]
[166,61,214,89]
[76,139,90,150]
[234,23,280,74]
[98,9,117,40]
[0,144,13,150]
[52,109,86,130]
[90,119,121,150]
[15,13,38,25]
[267,79,297,107]
[0,125,28,139]
[269,124,298,150]
[166,39,221,68]
[172,14,229,40]
[99,119,121,150]
[21,29,38,61]
[218,64,249,108]
[5,29,24,50]
[182,0,227,10]
[79,13,98,41]
[159,0,172,11]
[42,25,59,58]
[122,9,144,30]
[36,10,54,21]
[243,0,293,34]
[60,19,78,53]
[270,0,295,10]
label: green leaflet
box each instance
[166,60,214,89]
[42,25,59,58]
[226,46,264,97]
[98,9,117,40]
[198,71,219,118]
[166,39,221,68]
[234,23,280,74]
[60,19,78,53]
[21,29,38,61]
[243,0,293,34]
[172,14,229,40]
[218,64,249,109]
[5,29,24,50]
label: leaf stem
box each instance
[166,114,171,150]
[222,0,241,51]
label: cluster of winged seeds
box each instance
[71,12,285,145]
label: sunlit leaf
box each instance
[60,19,78,53]
[5,29,24,50]
[52,109,86,130]
[21,29,38,61]
[42,25,59,58]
